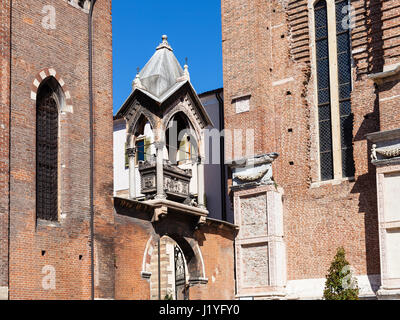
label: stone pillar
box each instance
[155,141,167,200]
[127,147,137,199]
[367,129,400,300]
[197,155,206,209]
[230,154,286,300]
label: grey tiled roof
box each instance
[139,35,184,98]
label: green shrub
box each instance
[323,247,359,300]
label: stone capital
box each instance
[127,147,136,158]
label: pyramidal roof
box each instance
[138,35,185,98]
[116,36,212,127]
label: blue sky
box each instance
[112,1,223,114]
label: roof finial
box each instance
[157,34,173,51]
[184,57,190,82]
[132,67,143,90]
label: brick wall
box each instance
[190,223,236,300]
[92,0,115,300]
[221,0,400,282]
[114,204,236,300]
[114,213,152,300]
[7,0,113,299]
[0,0,10,296]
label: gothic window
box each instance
[36,78,60,221]
[314,0,354,181]
[133,115,153,165]
[335,0,355,178]
[166,112,198,165]
[315,0,334,181]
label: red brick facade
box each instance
[0,0,114,300]
[222,0,400,286]
[113,200,236,300]
[0,0,11,295]
[1,0,236,300]
[4,0,398,301]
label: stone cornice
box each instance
[366,128,400,143]
[228,153,279,169]
[368,63,400,84]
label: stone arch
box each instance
[30,68,73,113]
[126,107,157,147]
[35,76,68,222]
[165,111,200,164]
[141,234,207,299]
[163,107,201,143]
[162,94,205,142]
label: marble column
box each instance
[155,141,167,200]
[127,147,137,199]
[197,155,206,209]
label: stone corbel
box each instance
[152,205,168,222]
[368,63,400,84]
[197,216,207,226]
[188,277,209,286]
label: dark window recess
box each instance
[315,0,334,181]
[136,139,145,162]
[77,0,89,9]
[36,83,58,221]
[175,246,189,300]
[336,0,355,178]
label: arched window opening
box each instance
[36,77,62,221]
[335,0,355,178]
[313,0,354,181]
[315,0,334,181]
[126,115,154,167]
[166,112,198,166]
[131,115,154,164]
[149,236,190,300]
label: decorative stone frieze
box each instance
[139,159,192,201]
[230,153,279,190]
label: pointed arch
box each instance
[165,111,199,165]
[35,76,64,221]
[126,108,157,147]
[141,234,207,285]
[31,68,73,113]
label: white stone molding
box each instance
[0,287,8,300]
[234,184,286,299]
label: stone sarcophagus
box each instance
[139,159,192,201]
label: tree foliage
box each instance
[323,247,359,300]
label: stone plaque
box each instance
[240,194,268,238]
[241,244,269,287]
[235,96,250,114]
